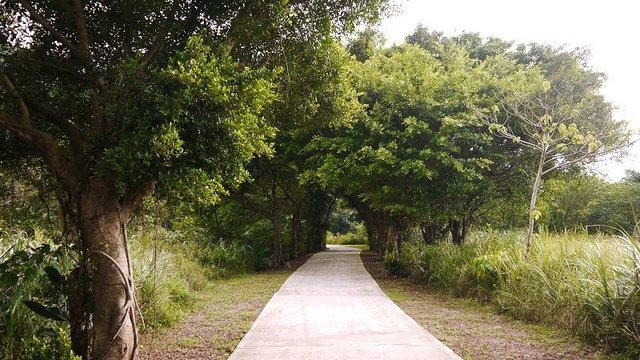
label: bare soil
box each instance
[360,250,603,360]
[138,254,311,360]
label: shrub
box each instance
[327,223,367,245]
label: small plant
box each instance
[384,248,408,277]
[0,229,78,360]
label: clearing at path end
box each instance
[229,245,461,359]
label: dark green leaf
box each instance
[22,300,68,322]
[0,271,18,289]
[44,265,66,285]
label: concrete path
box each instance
[229,245,461,359]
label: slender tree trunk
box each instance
[461,215,472,243]
[450,219,462,245]
[526,151,546,255]
[270,212,283,268]
[290,209,301,258]
[79,178,138,360]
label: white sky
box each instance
[379,0,640,181]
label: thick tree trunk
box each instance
[526,152,546,256]
[375,211,399,255]
[79,178,138,360]
[344,194,379,252]
[420,222,437,245]
[363,220,378,253]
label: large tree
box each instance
[305,44,517,252]
[0,1,387,358]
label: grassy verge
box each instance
[138,254,310,359]
[361,250,606,360]
[341,244,369,250]
[388,230,639,357]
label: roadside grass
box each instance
[341,244,369,250]
[361,250,604,360]
[388,230,640,358]
[138,255,310,360]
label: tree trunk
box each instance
[270,212,283,268]
[375,211,399,255]
[345,194,379,252]
[420,222,437,245]
[290,209,301,258]
[305,188,333,252]
[526,152,546,256]
[364,220,378,253]
[79,178,138,360]
[450,219,462,245]
[462,215,472,243]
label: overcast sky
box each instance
[379,0,640,181]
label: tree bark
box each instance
[79,178,138,360]
[420,222,437,245]
[305,188,332,253]
[462,215,472,242]
[290,209,301,258]
[526,151,546,256]
[375,211,399,255]
[270,212,284,268]
[450,219,462,245]
[344,194,379,253]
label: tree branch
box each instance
[71,0,91,60]
[2,72,31,125]
[22,96,87,158]
[17,0,81,57]
[0,112,81,192]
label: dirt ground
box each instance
[139,249,606,359]
[360,250,604,360]
[138,255,311,360]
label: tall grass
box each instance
[1,224,268,358]
[130,228,210,329]
[394,229,640,356]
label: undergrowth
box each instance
[389,229,640,358]
[1,224,270,358]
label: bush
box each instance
[326,223,367,245]
[398,229,640,357]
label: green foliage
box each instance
[129,227,207,329]
[398,230,640,356]
[197,241,251,276]
[327,223,368,245]
[0,230,77,360]
[305,44,506,222]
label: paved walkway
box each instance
[229,245,461,359]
